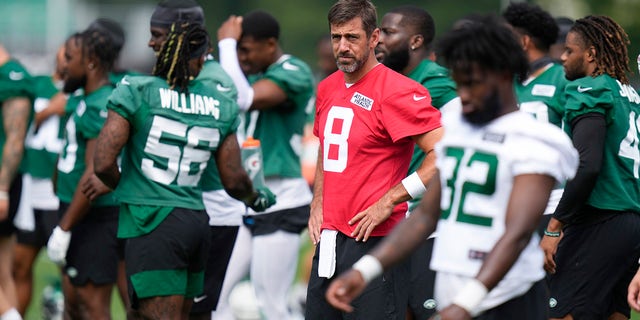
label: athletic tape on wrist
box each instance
[452,278,488,314]
[402,172,427,199]
[352,254,383,283]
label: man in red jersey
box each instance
[305,0,443,319]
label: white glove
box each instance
[47,226,71,265]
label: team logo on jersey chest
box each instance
[350,92,373,111]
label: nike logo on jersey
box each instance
[8,71,23,81]
[120,77,130,85]
[351,92,373,111]
[99,110,108,118]
[413,94,427,101]
[216,84,232,92]
[577,86,593,93]
[193,295,207,303]
[282,61,299,71]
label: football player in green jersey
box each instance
[539,16,640,320]
[45,28,123,320]
[218,10,314,319]
[376,6,459,320]
[12,44,65,317]
[502,2,570,239]
[0,44,33,320]
[88,22,274,320]
[146,1,248,318]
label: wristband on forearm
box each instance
[451,278,488,314]
[352,254,383,283]
[402,172,427,199]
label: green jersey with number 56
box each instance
[564,74,640,212]
[108,76,239,209]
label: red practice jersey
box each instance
[314,64,441,237]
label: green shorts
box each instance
[124,206,210,306]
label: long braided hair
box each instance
[152,21,209,91]
[572,15,630,84]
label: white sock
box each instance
[0,308,22,320]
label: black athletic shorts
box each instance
[305,231,410,320]
[126,207,210,308]
[548,211,640,319]
[242,204,309,236]
[190,225,239,314]
[16,209,61,247]
[63,202,123,287]
[0,174,22,236]
[408,237,437,319]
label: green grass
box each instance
[26,241,640,320]
[24,251,126,320]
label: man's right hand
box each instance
[47,226,71,265]
[308,197,323,245]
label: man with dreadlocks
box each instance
[85,22,274,319]
[44,27,122,319]
[325,14,578,319]
[540,15,640,320]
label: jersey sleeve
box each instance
[77,95,108,140]
[381,85,442,142]
[422,72,458,109]
[511,125,578,183]
[107,77,141,122]
[564,76,613,125]
[264,58,315,103]
[0,60,34,101]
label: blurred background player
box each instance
[502,2,570,238]
[549,17,574,62]
[376,5,459,320]
[0,44,34,320]
[12,44,65,317]
[217,9,314,320]
[45,27,122,320]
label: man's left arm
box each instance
[349,127,443,241]
[0,96,30,220]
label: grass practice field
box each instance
[23,246,640,320]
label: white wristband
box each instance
[402,172,427,199]
[352,254,383,284]
[451,278,488,314]
[0,191,8,201]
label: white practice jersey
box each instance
[431,110,578,313]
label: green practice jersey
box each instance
[515,63,568,128]
[406,59,457,211]
[247,54,314,178]
[565,74,640,212]
[0,60,33,164]
[198,56,240,192]
[109,76,239,236]
[57,85,117,206]
[22,76,63,178]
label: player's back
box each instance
[108,75,239,209]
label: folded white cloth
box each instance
[318,229,338,278]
